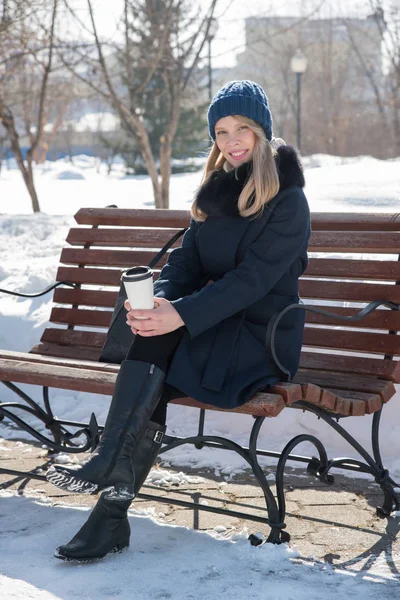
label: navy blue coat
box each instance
[154,145,311,409]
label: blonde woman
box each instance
[47,80,311,561]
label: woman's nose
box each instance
[226,133,239,146]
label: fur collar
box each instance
[195,144,305,218]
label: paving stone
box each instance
[301,504,373,527]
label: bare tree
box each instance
[59,0,218,208]
[0,0,59,212]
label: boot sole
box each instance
[54,542,129,563]
[46,467,99,495]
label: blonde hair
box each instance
[191,116,280,222]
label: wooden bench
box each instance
[1,207,400,545]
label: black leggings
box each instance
[125,327,186,425]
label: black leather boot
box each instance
[46,360,165,498]
[54,420,166,562]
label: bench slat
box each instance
[60,248,168,269]
[325,388,383,415]
[57,266,125,287]
[305,258,400,281]
[66,227,400,253]
[299,280,400,303]
[53,288,118,308]
[169,395,286,418]
[41,328,106,348]
[74,208,190,228]
[66,228,184,248]
[309,231,400,253]
[48,305,400,332]
[0,350,119,372]
[50,307,112,328]
[74,208,400,232]
[303,328,400,355]
[294,369,395,402]
[0,358,117,394]
[31,342,101,361]
[309,213,400,231]
[57,266,160,287]
[299,351,400,382]
[299,383,387,416]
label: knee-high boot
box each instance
[46,360,165,498]
[54,420,166,562]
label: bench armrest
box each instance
[265,299,400,382]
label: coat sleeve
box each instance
[153,218,208,301]
[171,188,311,338]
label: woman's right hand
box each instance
[124,299,159,335]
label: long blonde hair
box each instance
[191,115,280,221]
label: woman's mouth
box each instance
[229,150,248,160]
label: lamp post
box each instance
[290,49,308,152]
[207,17,218,102]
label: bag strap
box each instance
[0,281,76,298]
[148,227,188,269]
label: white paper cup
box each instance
[122,266,154,319]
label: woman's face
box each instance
[214,116,257,167]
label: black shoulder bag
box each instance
[99,227,188,364]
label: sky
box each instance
[64,0,395,69]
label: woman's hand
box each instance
[125,297,185,337]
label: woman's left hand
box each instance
[125,297,185,337]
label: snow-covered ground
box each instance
[1,154,400,598]
[1,489,400,600]
[2,489,400,600]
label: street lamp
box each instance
[290,49,308,152]
[206,17,218,102]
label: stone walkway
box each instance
[1,438,400,578]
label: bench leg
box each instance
[289,402,400,518]
[0,382,102,479]
[156,418,289,544]
[371,409,400,517]
[248,417,290,544]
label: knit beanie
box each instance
[207,80,273,141]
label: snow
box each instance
[1,153,400,598]
[0,490,399,600]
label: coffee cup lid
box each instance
[121,266,153,283]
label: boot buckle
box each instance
[154,430,164,444]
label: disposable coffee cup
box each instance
[121,266,154,319]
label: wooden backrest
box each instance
[32,208,400,383]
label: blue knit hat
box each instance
[207,80,273,141]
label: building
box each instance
[233,13,384,154]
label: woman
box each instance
[46,80,311,561]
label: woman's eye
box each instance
[239,126,248,131]
[216,131,226,135]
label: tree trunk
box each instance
[159,136,171,209]
[393,104,400,156]
[0,101,41,212]
[159,90,181,209]
[135,126,162,208]
[26,149,40,213]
